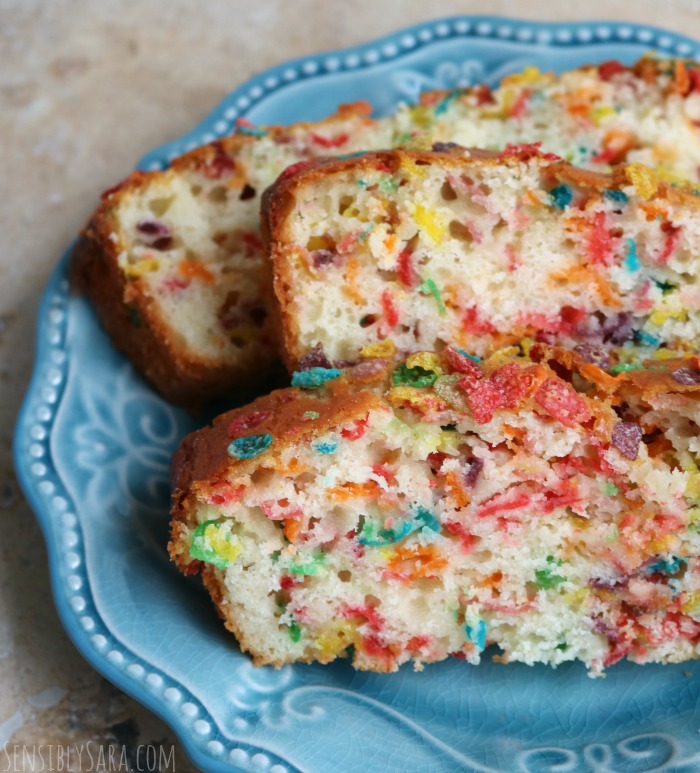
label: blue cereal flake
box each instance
[623,238,640,272]
[456,347,481,363]
[548,184,573,209]
[313,438,338,454]
[434,90,459,115]
[291,367,342,388]
[634,329,660,347]
[465,609,487,651]
[414,506,441,533]
[358,518,415,547]
[604,188,629,204]
[646,556,686,575]
[227,433,272,459]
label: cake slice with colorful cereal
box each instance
[169,345,700,674]
[74,57,700,404]
[265,146,700,371]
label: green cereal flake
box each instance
[288,621,302,642]
[419,278,447,315]
[609,363,644,374]
[303,410,320,420]
[603,482,619,496]
[392,364,438,388]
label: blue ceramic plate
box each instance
[15,16,700,773]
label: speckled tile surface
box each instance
[4,0,700,765]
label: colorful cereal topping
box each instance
[611,422,642,460]
[291,367,342,388]
[228,433,273,459]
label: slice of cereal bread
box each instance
[264,146,700,371]
[73,58,700,405]
[169,346,700,674]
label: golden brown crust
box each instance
[262,147,700,371]
[70,102,374,408]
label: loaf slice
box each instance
[265,147,700,370]
[169,346,700,674]
[74,58,700,404]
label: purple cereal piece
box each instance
[463,458,483,489]
[348,358,387,378]
[311,249,337,268]
[432,142,460,152]
[573,343,610,370]
[671,367,700,385]
[611,421,643,460]
[333,359,358,368]
[603,313,635,345]
[136,220,173,250]
[298,342,332,371]
[589,576,627,590]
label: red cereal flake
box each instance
[586,212,618,266]
[343,603,384,631]
[461,306,498,335]
[208,484,245,506]
[310,132,349,148]
[341,418,368,440]
[509,89,530,119]
[598,60,626,81]
[278,159,318,181]
[198,143,235,179]
[534,379,592,428]
[489,363,532,409]
[443,345,483,377]
[227,410,272,437]
[465,379,504,424]
[381,289,399,327]
[657,223,681,265]
[397,249,418,288]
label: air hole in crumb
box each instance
[208,185,228,203]
[148,197,174,216]
[338,570,352,582]
[339,195,355,214]
[230,336,245,347]
[414,159,430,166]
[190,185,202,196]
[440,181,458,201]
[365,593,381,608]
[449,220,473,244]
[359,314,378,328]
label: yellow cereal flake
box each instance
[650,306,688,326]
[485,347,520,367]
[314,622,357,660]
[386,386,439,411]
[407,105,433,129]
[205,525,242,563]
[360,340,397,359]
[624,163,658,200]
[406,351,444,375]
[654,347,683,360]
[413,204,447,244]
[125,257,159,278]
[502,66,545,86]
[589,106,615,124]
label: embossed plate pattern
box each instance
[15,16,700,773]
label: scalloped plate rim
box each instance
[14,14,700,773]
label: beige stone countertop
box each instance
[4,0,700,767]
